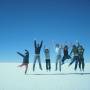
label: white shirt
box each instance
[55,47,62,55]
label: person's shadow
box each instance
[26,73,90,76]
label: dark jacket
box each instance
[63,45,69,56]
[34,40,43,54]
[17,51,29,64]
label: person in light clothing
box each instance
[44,46,51,71]
[52,41,63,71]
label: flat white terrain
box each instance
[0,63,90,90]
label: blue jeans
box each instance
[33,54,42,71]
[55,55,62,71]
[69,56,79,70]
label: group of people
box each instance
[17,40,85,74]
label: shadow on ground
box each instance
[26,73,90,75]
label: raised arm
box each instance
[70,49,73,56]
[17,52,25,57]
[34,40,37,48]
[59,44,64,49]
[43,45,46,52]
[40,40,43,48]
[52,40,56,51]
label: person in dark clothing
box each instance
[33,40,43,71]
[17,49,29,74]
[78,45,85,71]
[44,46,51,71]
[62,45,71,64]
[69,45,80,71]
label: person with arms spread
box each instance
[17,49,29,74]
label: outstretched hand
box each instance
[41,40,43,43]
[17,52,19,54]
[17,52,19,53]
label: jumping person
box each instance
[33,40,43,71]
[17,49,29,74]
[62,44,71,64]
[78,45,85,71]
[44,46,51,71]
[69,45,80,71]
[52,41,62,71]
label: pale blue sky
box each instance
[0,0,90,62]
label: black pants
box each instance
[69,56,79,70]
[74,56,80,70]
[62,55,71,64]
[79,56,85,71]
[69,56,84,71]
[46,59,51,70]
